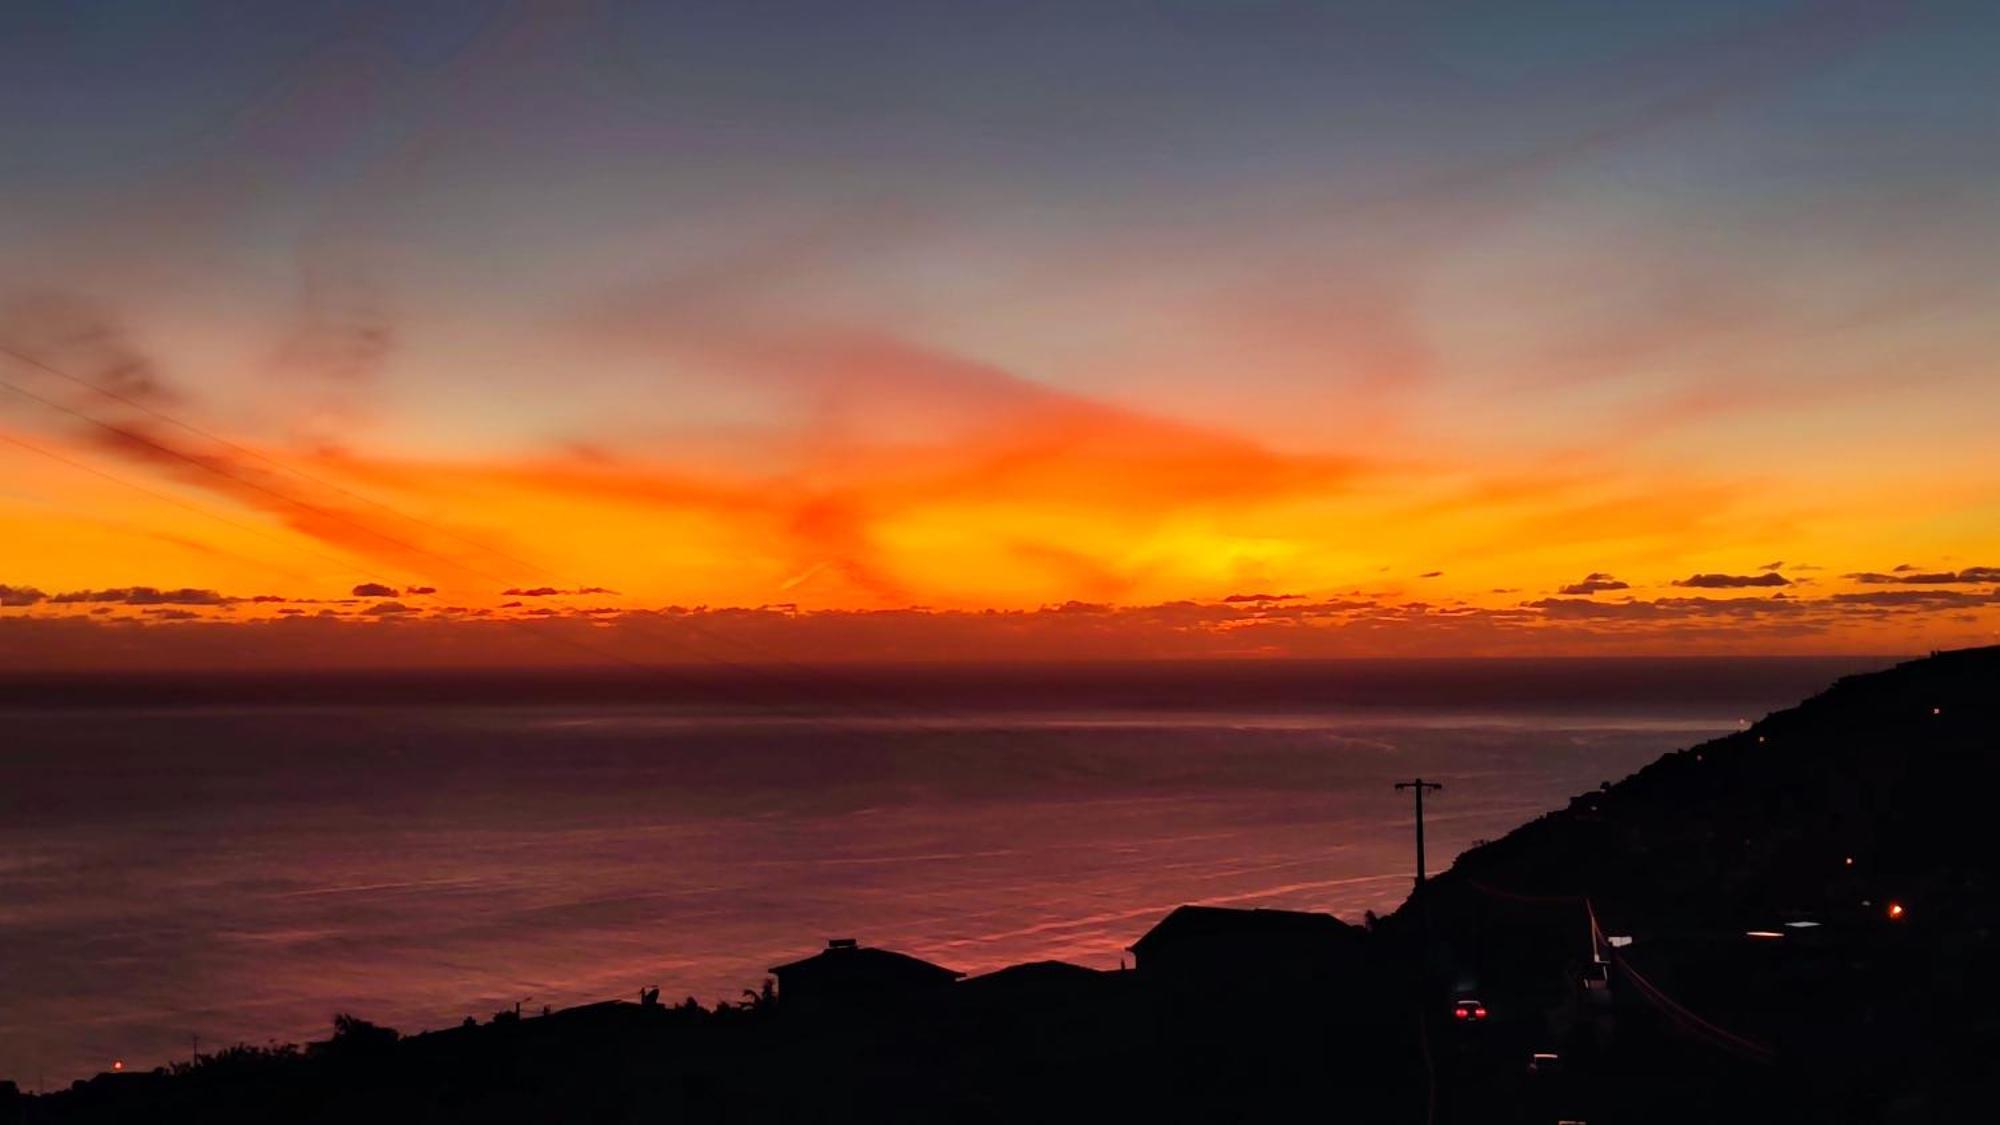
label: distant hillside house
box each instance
[956,960,1111,1006]
[1129,906,1365,983]
[768,938,963,1006]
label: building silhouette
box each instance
[768,939,963,1007]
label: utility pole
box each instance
[1395,778,1444,890]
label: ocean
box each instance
[0,657,1891,1085]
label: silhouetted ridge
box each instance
[1409,644,2000,929]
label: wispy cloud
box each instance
[1672,572,1790,589]
[1558,572,1630,595]
[46,586,233,606]
[4,580,1992,670]
[1846,566,2000,585]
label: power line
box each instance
[0,359,1085,738]
[0,373,510,587]
[1,367,855,696]
[0,410,816,692]
[3,431,379,586]
[1,343,562,581]
[0,349,1132,735]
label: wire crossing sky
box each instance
[1,0,1997,665]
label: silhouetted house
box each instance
[1129,906,1365,985]
[957,960,1112,1008]
[961,960,1105,991]
[768,938,963,1007]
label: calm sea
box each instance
[0,658,1891,1085]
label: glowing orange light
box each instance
[111,1060,123,1072]
[1887,902,1905,920]
[1844,856,1854,866]
[1932,707,1941,716]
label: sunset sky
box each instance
[2,0,1996,666]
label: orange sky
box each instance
[2,327,1994,668]
[2,2,1997,667]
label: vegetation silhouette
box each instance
[6,646,1996,1123]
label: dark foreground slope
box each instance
[1390,643,2000,1121]
[7,647,1996,1124]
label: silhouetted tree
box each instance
[737,977,778,1012]
[315,1014,397,1062]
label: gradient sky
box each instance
[2,0,1997,666]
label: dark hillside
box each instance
[1396,645,2000,1120]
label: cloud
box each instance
[574,274,1365,604]
[1759,560,1784,571]
[1557,572,1630,595]
[404,586,437,595]
[1893,563,1918,572]
[0,294,177,403]
[47,586,233,605]
[1045,600,1114,614]
[2,578,1993,672]
[267,268,393,384]
[1671,572,1790,589]
[1846,567,2000,585]
[1525,593,1822,619]
[351,583,398,598]
[1223,593,1302,603]
[0,307,491,584]
[1829,589,2000,609]
[39,407,475,581]
[1419,570,1444,579]
[503,586,563,597]
[0,585,47,607]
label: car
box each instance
[1451,997,1489,1022]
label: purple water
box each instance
[0,658,1891,1085]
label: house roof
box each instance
[1128,905,1362,955]
[960,960,1106,989]
[768,943,964,984]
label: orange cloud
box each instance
[1,586,1994,673]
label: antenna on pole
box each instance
[1394,778,1444,890]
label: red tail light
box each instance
[1453,1007,1468,1019]
[1474,1007,1488,1019]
